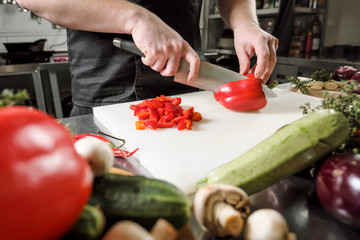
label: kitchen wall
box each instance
[0,4,67,53]
[324,0,360,47]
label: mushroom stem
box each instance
[214,201,243,236]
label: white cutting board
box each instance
[93,84,322,195]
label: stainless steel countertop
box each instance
[60,114,360,240]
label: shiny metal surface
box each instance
[61,114,360,240]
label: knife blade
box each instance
[113,38,277,98]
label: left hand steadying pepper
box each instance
[213,73,267,111]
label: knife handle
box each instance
[113,38,145,57]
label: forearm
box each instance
[16,0,146,34]
[216,0,259,30]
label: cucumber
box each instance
[197,109,350,195]
[62,205,105,240]
[89,173,191,230]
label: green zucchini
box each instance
[62,205,105,240]
[197,109,350,195]
[89,173,191,230]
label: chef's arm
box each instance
[16,0,200,81]
[216,0,278,83]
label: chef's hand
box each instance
[233,23,278,84]
[130,10,200,82]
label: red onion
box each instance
[316,153,360,229]
[350,72,360,83]
[333,66,358,81]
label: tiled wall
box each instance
[0,4,67,53]
[324,0,360,47]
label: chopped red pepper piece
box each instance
[135,121,146,130]
[144,120,158,130]
[137,112,150,120]
[192,111,202,122]
[157,107,165,117]
[158,120,175,128]
[177,119,186,130]
[162,112,175,122]
[144,99,163,108]
[112,148,139,157]
[183,107,194,120]
[165,102,178,115]
[148,106,160,121]
[171,116,183,124]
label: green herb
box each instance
[267,80,278,89]
[310,67,333,82]
[300,81,360,153]
[0,89,30,107]
[288,76,312,94]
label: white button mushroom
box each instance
[193,184,251,237]
[74,136,114,177]
[244,209,296,240]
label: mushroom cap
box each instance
[74,136,114,177]
[244,209,290,240]
[193,184,250,237]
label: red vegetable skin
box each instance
[316,153,360,229]
[213,73,267,111]
[0,106,93,240]
[130,95,201,130]
[333,66,359,81]
[350,72,360,83]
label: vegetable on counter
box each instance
[351,72,360,82]
[333,66,359,81]
[197,109,350,195]
[213,73,267,111]
[316,153,360,229]
[62,205,106,240]
[74,132,139,158]
[74,136,114,177]
[244,209,296,240]
[300,80,360,152]
[102,220,154,240]
[0,106,93,240]
[130,95,202,130]
[88,173,192,231]
[102,218,189,240]
[193,184,251,237]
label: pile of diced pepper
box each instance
[130,95,202,130]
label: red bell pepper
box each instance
[213,73,267,111]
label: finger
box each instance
[182,45,200,82]
[151,56,169,72]
[238,51,251,75]
[141,54,158,68]
[253,44,270,80]
[260,40,278,83]
[257,37,278,83]
[160,55,180,77]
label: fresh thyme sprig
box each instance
[288,76,312,94]
[311,68,333,82]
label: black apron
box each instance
[67,0,203,109]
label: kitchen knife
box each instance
[113,38,277,98]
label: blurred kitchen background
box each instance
[1,0,360,118]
